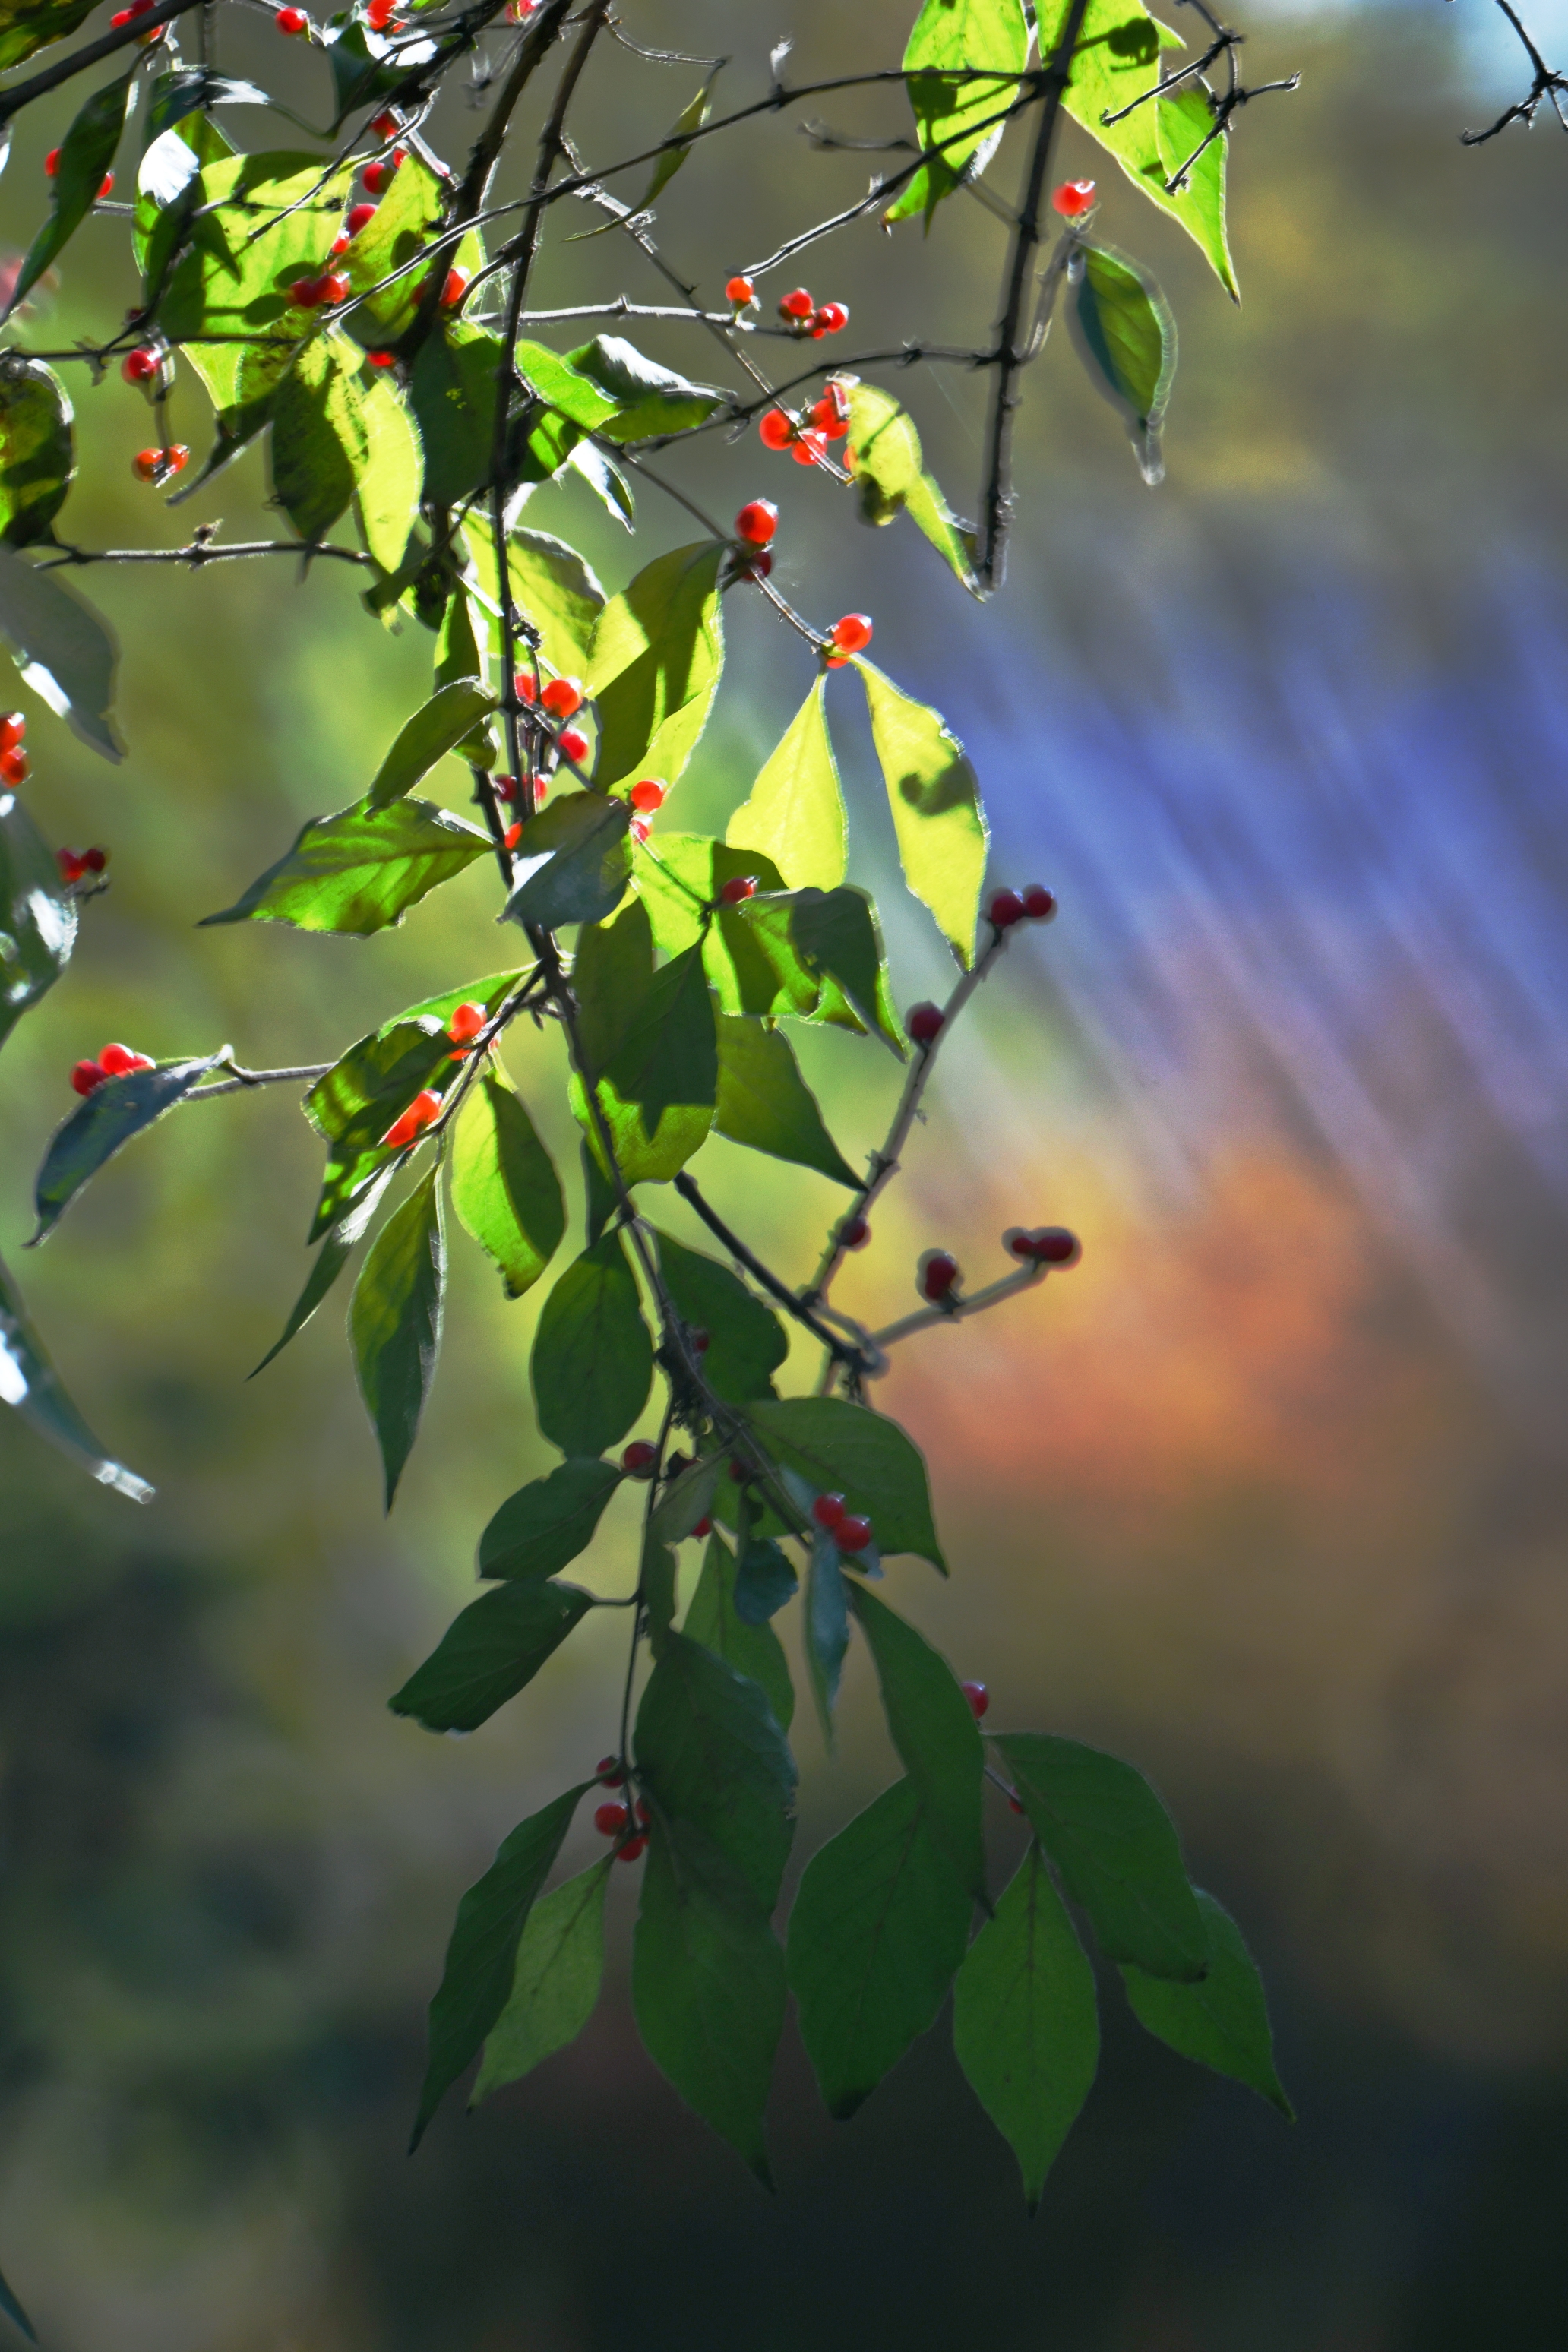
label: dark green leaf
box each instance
[855,659,987,969]
[637,1630,796,1911]
[953,1841,1100,2208]
[733,1538,796,1626]
[503,789,632,930]
[1121,1888,1294,2116]
[715,1015,861,1188]
[7,68,132,316]
[652,1225,786,1402]
[640,1528,679,1658]
[565,334,726,444]
[0,1249,153,1503]
[0,0,95,74]
[451,1071,565,1299]
[367,680,499,809]
[633,1817,786,2182]
[30,1051,224,1243]
[251,1163,396,1377]
[587,540,726,795]
[0,358,74,548]
[0,773,75,1054]
[390,1579,594,1734]
[743,1396,946,1571]
[648,1452,722,1547]
[410,322,505,507]
[473,1857,612,2103]
[412,1781,589,2145]
[849,1584,985,1902]
[0,2252,34,2344]
[200,794,491,937]
[804,1528,849,1742]
[349,1163,446,1506]
[726,678,846,889]
[0,545,121,760]
[531,1229,653,1457]
[1067,242,1176,484]
[685,1532,795,1734]
[787,1775,973,2118]
[478,1456,623,1581]
[993,1733,1209,1981]
[786,887,903,1054]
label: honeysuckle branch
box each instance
[185,1061,332,1100]
[33,537,372,570]
[1461,0,1568,139]
[672,1170,871,1370]
[865,1260,1048,1358]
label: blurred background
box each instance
[3,0,1568,2343]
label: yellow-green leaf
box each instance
[855,659,987,967]
[726,678,846,890]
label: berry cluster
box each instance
[812,1491,874,1554]
[496,669,601,837]
[758,378,852,470]
[0,710,29,786]
[56,845,109,887]
[593,1790,649,1861]
[71,1042,154,1096]
[988,884,1057,928]
[131,445,188,485]
[776,286,849,339]
[1003,1226,1080,1267]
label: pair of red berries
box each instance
[131,445,188,482]
[593,1794,649,1859]
[57,845,109,884]
[71,1042,153,1096]
[758,381,852,466]
[812,1493,873,1552]
[991,884,1057,928]
[1004,1226,1080,1267]
[777,287,849,337]
[290,270,349,309]
[45,149,113,196]
[327,201,378,258]
[918,1249,960,1304]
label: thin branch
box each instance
[186,1062,332,1101]
[866,1261,1048,1357]
[33,537,372,571]
[0,0,203,126]
[1461,0,1568,140]
[672,1171,871,1369]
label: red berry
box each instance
[71,1060,106,1096]
[814,301,849,334]
[329,233,350,257]
[618,1835,647,1862]
[317,272,349,305]
[593,1800,630,1837]
[719,874,757,906]
[812,1493,846,1530]
[290,277,324,308]
[989,887,1026,928]
[1007,1788,1026,1815]
[726,274,756,305]
[961,1680,989,1721]
[741,551,773,580]
[97,1042,139,1076]
[596,1755,625,1784]
[905,1001,944,1046]
[56,849,84,884]
[370,111,401,138]
[539,675,583,719]
[830,612,873,655]
[1023,884,1057,921]
[503,820,523,849]
[628,778,666,813]
[276,7,308,32]
[96,174,114,200]
[836,1513,872,1553]
[735,499,777,547]
[447,1001,486,1043]
[120,346,160,384]
[810,385,852,438]
[692,1516,713,1538]
[758,408,795,451]
[840,1213,870,1250]
[0,747,28,786]
[441,267,469,308]
[691,1329,710,1354]
[366,349,397,368]
[163,444,188,475]
[512,670,537,703]
[366,0,397,25]
[381,1087,441,1149]
[1051,179,1097,219]
[629,816,650,846]
[557,726,590,765]
[791,428,829,468]
[43,150,58,177]
[919,1250,960,1303]
[362,156,403,196]
[1032,1227,1080,1266]
[0,713,24,751]
[779,286,814,321]
[621,1440,658,1478]
[82,846,109,873]
[346,202,378,236]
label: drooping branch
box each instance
[1461,0,1568,139]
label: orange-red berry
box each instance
[71,1060,106,1096]
[905,1001,944,1045]
[539,676,583,719]
[758,408,795,451]
[791,428,828,466]
[719,874,757,906]
[628,778,666,813]
[726,274,755,305]
[618,1835,647,1862]
[1051,179,1096,219]
[596,1755,625,1785]
[370,110,401,138]
[0,713,24,752]
[346,202,377,236]
[441,267,469,308]
[366,349,397,368]
[779,286,814,321]
[43,149,58,177]
[962,1680,989,1720]
[0,747,28,786]
[317,271,349,305]
[840,1212,870,1250]
[447,1001,487,1044]
[120,346,160,384]
[735,499,777,546]
[96,173,114,199]
[276,7,308,31]
[557,726,590,765]
[814,300,849,334]
[829,612,873,656]
[381,1088,441,1149]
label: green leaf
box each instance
[637,1630,797,1911]
[0,359,74,548]
[168,330,298,505]
[726,678,846,889]
[567,438,635,528]
[271,330,365,544]
[849,1584,985,1901]
[715,1016,861,1189]
[513,338,622,432]
[571,944,718,1188]
[327,18,415,128]
[6,68,132,317]
[159,150,356,344]
[473,1857,612,2104]
[0,773,76,1054]
[1121,1888,1294,2116]
[340,148,447,345]
[200,795,491,937]
[410,322,505,507]
[432,583,496,769]
[633,833,785,958]
[0,1249,153,1503]
[251,1164,396,1377]
[504,789,632,930]
[305,1016,452,1242]
[886,0,1029,225]
[855,659,987,968]
[743,1396,946,1571]
[390,1579,594,1734]
[0,2252,34,2344]
[653,1227,787,1402]
[478,1456,623,1581]
[573,894,655,1072]
[0,546,120,760]
[633,1818,786,2180]
[451,1070,566,1299]
[1067,242,1175,483]
[0,0,94,74]
[354,366,424,574]
[648,1453,722,1551]
[732,1538,797,1625]
[638,73,717,207]
[787,886,904,1054]
[804,1528,849,1743]
[564,334,726,444]
[953,1841,1100,2208]
[412,1781,589,2145]
[587,540,726,795]
[349,1163,446,1506]
[842,384,976,589]
[640,1528,680,1658]
[685,1532,795,1734]
[993,1732,1209,1979]
[1035,0,1238,297]
[787,1775,974,2117]
[367,680,500,809]
[501,527,605,678]
[30,1052,225,1243]
[531,1229,653,1458]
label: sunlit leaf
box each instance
[639,71,717,207]
[514,337,621,432]
[31,1051,226,1243]
[355,365,424,574]
[159,150,356,346]
[1121,1888,1294,2115]
[1067,242,1175,483]
[6,68,133,317]
[531,1229,653,1458]
[250,1163,396,1377]
[473,1857,612,2103]
[843,383,977,590]
[349,1162,446,1506]
[855,659,987,967]
[450,1069,566,1298]
[367,679,500,809]
[410,321,505,507]
[726,678,846,890]
[200,795,492,937]
[587,540,726,795]
[492,526,605,680]
[885,0,1029,225]
[564,335,726,444]
[478,1456,624,1581]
